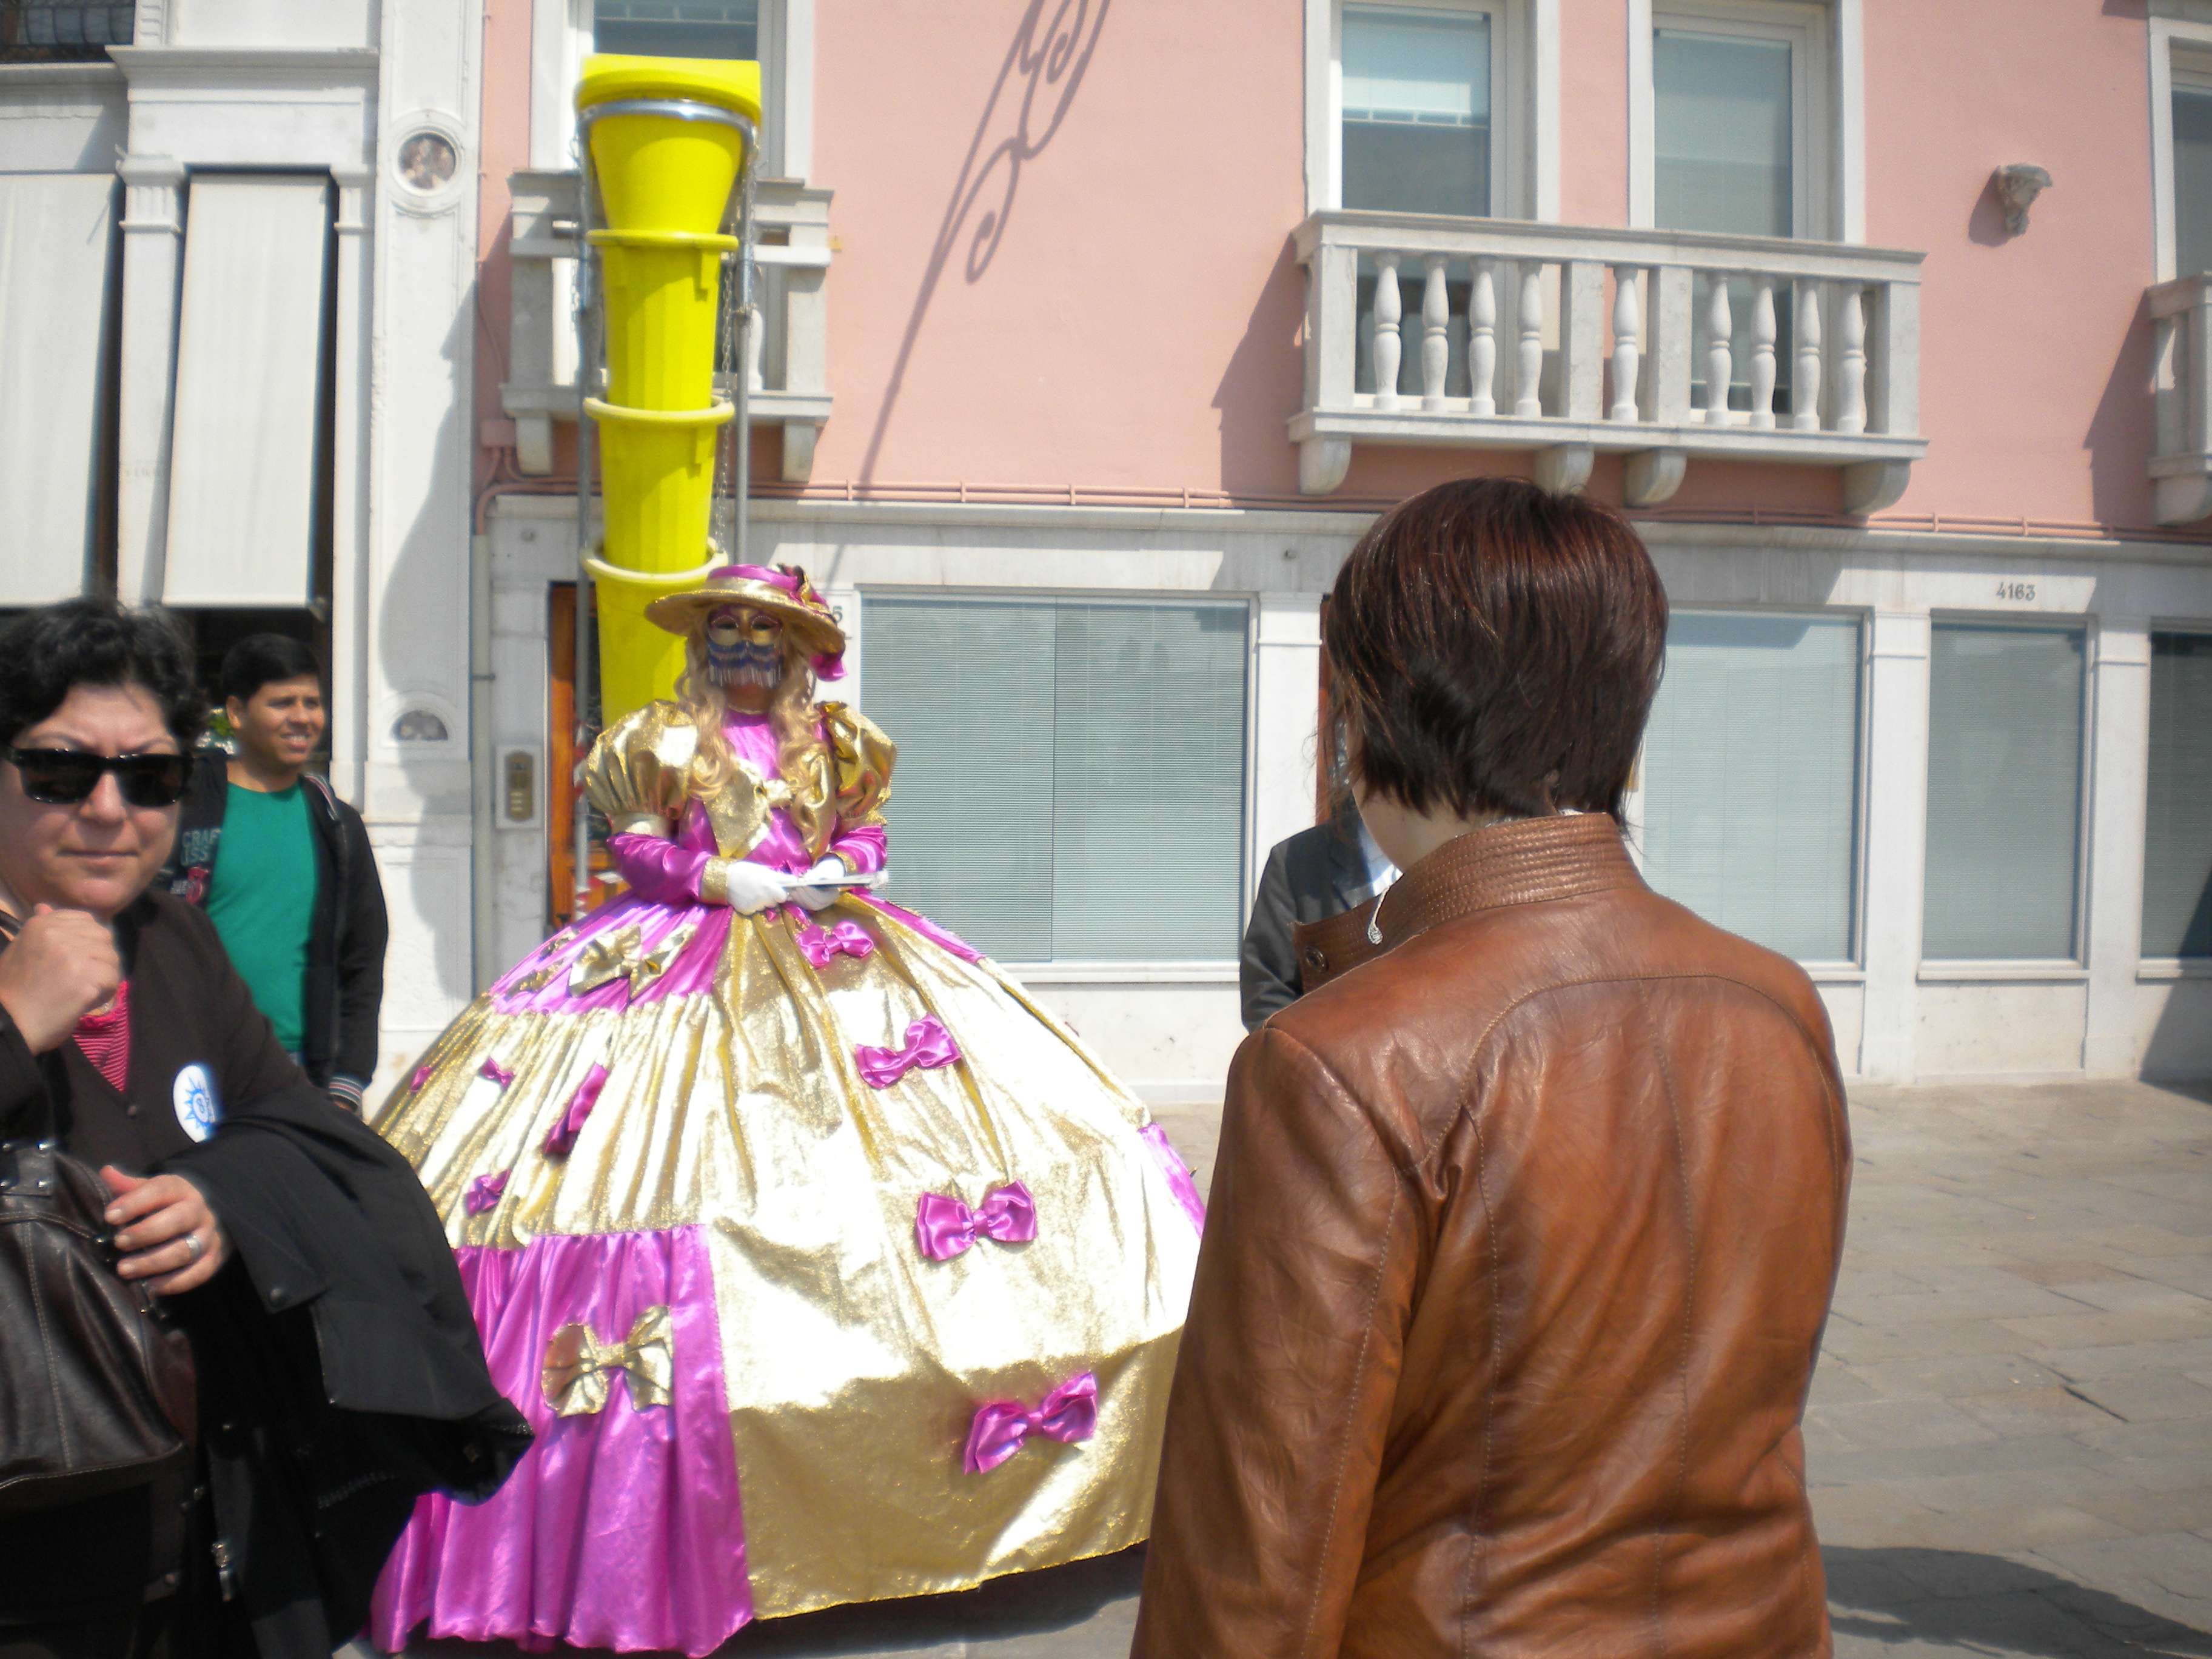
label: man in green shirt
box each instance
[161,635,389,1109]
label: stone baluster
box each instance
[1373,253,1404,410]
[1421,254,1450,409]
[1792,280,1823,431]
[1835,284,1868,435]
[1515,262,1544,418]
[1703,272,1734,426]
[1749,276,1777,429]
[1610,265,1641,423]
[1469,257,1498,415]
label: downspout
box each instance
[469,529,498,992]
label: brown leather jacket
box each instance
[1133,814,1849,1658]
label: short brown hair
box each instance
[1324,477,1667,823]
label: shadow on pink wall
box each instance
[858,0,1113,486]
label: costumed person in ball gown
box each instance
[370,563,1205,1657]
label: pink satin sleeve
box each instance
[830,822,887,875]
[609,831,715,905]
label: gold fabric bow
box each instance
[541,1304,675,1416]
[566,922,696,999]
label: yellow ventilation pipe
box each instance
[575,53,762,726]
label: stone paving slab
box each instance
[381,1079,2212,1658]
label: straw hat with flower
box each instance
[643,563,846,681]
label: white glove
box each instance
[704,857,794,914]
[788,856,850,913]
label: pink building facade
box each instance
[466,0,2212,1094]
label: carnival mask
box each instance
[704,605,784,692]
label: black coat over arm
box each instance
[0,891,527,1654]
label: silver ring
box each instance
[183,1232,203,1263]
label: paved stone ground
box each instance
[395,1083,2212,1658]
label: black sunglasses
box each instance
[4,747,192,808]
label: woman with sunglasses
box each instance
[0,598,528,1659]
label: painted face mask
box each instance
[704,605,785,691]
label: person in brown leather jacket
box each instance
[1133,478,1851,1658]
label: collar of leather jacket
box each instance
[1374,811,1643,948]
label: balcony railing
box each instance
[1292,209,1926,512]
[0,0,131,59]
[2151,273,2212,525]
[503,167,833,481]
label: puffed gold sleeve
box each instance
[582,703,702,838]
[820,701,896,828]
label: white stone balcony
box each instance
[1291,210,1926,512]
[2151,272,2212,525]
[502,167,833,481]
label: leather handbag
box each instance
[0,917,197,1517]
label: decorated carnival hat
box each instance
[644,563,846,680]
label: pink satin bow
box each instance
[854,1015,961,1089]
[963,1372,1099,1474]
[479,1057,515,1088]
[916,1182,1037,1261]
[464,1170,510,1215]
[543,1063,609,1156]
[797,919,875,968]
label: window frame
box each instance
[530,0,811,179]
[2151,18,2212,282]
[1307,0,1558,221]
[1915,612,2097,979]
[848,585,1256,977]
[1624,602,1872,977]
[1628,0,1860,242]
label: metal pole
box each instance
[733,121,757,566]
[571,130,600,926]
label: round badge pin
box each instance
[172,1063,221,1143]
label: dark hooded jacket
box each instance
[161,752,389,1108]
[0,890,528,1655]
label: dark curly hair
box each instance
[0,599,207,752]
[1324,477,1667,824]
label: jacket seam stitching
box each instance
[1297,1178,1401,1659]
[1458,1074,1501,1659]
[1262,1028,1407,1659]
[1640,981,1694,1659]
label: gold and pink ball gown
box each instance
[369,697,1204,1655]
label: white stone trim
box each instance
[2150,15,2212,281]
[2083,618,2154,1072]
[115,155,186,605]
[1849,607,1927,1081]
[1305,0,1557,220]
[1627,0,1860,241]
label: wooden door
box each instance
[547,582,620,929]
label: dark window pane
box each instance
[2144,632,2212,956]
[1655,28,1792,238]
[1341,5,1490,216]
[2174,85,2212,275]
[1343,121,1490,217]
[594,0,759,59]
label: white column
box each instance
[1250,594,1325,913]
[1858,609,1931,1082]
[115,155,184,603]
[366,0,489,1078]
[330,166,374,807]
[2083,619,2153,1076]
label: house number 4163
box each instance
[1997,581,2037,602]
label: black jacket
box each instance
[0,892,529,1654]
[1238,802,1393,1030]
[162,752,389,1106]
